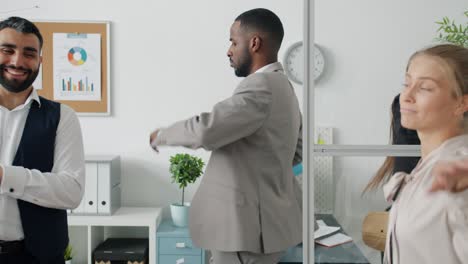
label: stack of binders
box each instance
[69,155,121,215]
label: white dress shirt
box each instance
[254,61,284,74]
[383,134,468,264]
[0,89,85,241]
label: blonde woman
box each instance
[383,44,468,264]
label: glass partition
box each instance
[304,2,466,263]
[298,156,412,264]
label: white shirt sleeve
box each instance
[0,104,85,209]
[448,193,468,263]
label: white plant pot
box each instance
[65,260,72,264]
[170,202,190,227]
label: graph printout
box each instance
[53,33,101,101]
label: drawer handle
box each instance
[176,258,185,264]
[175,242,186,248]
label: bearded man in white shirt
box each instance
[0,17,85,264]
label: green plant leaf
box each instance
[64,244,73,260]
[435,12,468,47]
[169,153,205,204]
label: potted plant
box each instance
[64,244,73,264]
[435,11,468,47]
[169,153,204,227]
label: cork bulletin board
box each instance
[33,21,111,116]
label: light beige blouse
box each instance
[383,134,468,264]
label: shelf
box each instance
[68,207,162,264]
[69,207,161,226]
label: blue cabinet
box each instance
[157,220,205,264]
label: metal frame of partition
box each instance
[303,1,421,263]
[313,145,420,157]
[303,1,315,263]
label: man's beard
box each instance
[0,64,39,93]
[234,51,252,77]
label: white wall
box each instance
[2,0,302,215]
[3,1,466,262]
[314,0,467,145]
[311,0,466,214]
[312,1,466,262]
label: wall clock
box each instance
[283,41,325,84]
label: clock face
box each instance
[283,41,325,84]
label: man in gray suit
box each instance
[150,8,302,264]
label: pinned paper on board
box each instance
[53,33,101,101]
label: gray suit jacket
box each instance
[156,62,302,253]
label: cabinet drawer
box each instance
[159,254,203,264]
[158,237,202,255]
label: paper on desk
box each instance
[314,224,340,239]
[316,220,327,227]
[316,233,353,247]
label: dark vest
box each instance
[12,96,68,262]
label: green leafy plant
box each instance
[435,11,468,47]
[64,244,73,261]
[169,153,204,205]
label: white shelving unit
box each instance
[68,207,162,264]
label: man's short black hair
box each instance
[235,8,284,52]
[0,16,43,49]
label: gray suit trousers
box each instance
[210,250,285,264]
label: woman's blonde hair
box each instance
[363,96,420,193]
[364,44,468,193]
[410,44,468,97]
[411,44,468,131]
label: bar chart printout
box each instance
[53,33,101,101]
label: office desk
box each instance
[280,214,370,264]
